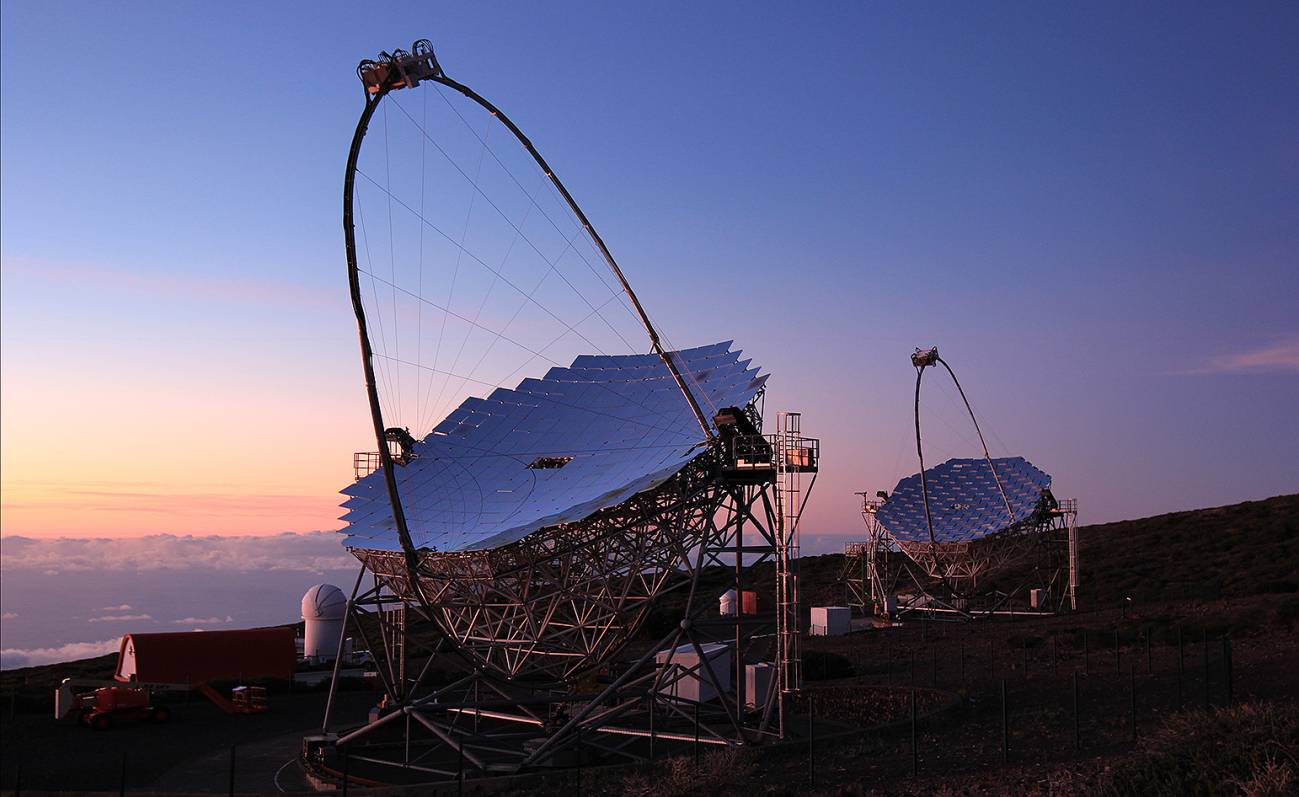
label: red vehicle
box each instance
[74,686,170,731]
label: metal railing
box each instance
[353,451,380,481]
[727,434,820,472]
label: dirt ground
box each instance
[0,686,374,793]
[3,493,1297,793]
[4,595,1293,795]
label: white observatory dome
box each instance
[302,584,347,621]
[301,584,346,662]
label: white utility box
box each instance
[655,642,731,703]
[744,662,776,709]
[810,606,851,636]
[1029,588,1048,610]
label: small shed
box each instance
[655,642,731,703]
[810,606,852,636]
[115,628,296,685]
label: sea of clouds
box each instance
[0,530,858,669]
[0,532,359,669]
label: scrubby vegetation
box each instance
[1089,702,1298,797]
[620,748,757,797]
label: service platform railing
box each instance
[726,433,820,472]
[353,451,380,481]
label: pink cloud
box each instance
[1184,338,1299,375]
[0,531,354,574]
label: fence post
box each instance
[229,745,237,797]
[1130,662,1137,741]
[1224,637,1234,705]
[1202,628,1210,710]
[1177,626,1185,708]
[808,697,815,786]
[1072,670,1080,750]
[1000,679,1008,764]
[910,687,918,777]
[694,703,701,768]
[648,695,656,761]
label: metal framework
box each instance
[844,492,1079,619]
[840,347,1081,620]
[313,40,821,785]
[310,406,819,782]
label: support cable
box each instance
[385,94,637,355]
[428,69,714,440]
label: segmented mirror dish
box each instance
[875,457,1052,544]
[341,341,765,552]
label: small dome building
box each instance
[301,584,346,663]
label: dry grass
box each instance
[618,748,757,797]
[1087,702,1298,796]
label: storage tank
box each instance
[301,584,346,662]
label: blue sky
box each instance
[2,1,1297,543]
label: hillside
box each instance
[4,494,1296,690]
[1061,493,1298,604]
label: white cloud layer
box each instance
[0,638,119,669]
[0,531,354,575]
[1,532,361,669]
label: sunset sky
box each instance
[2,2,1297,542]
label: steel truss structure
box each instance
[842,494,1079,619]
[314,40,821,784]
[839,346,1080,621]
[309,409,819,782]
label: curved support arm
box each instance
[913,365,935,545]
[342,86,433,617]
[911,349,1018,548]
[935,356,1016,525]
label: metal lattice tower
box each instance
[1059,498,1080,611]
[774,411,804,732]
